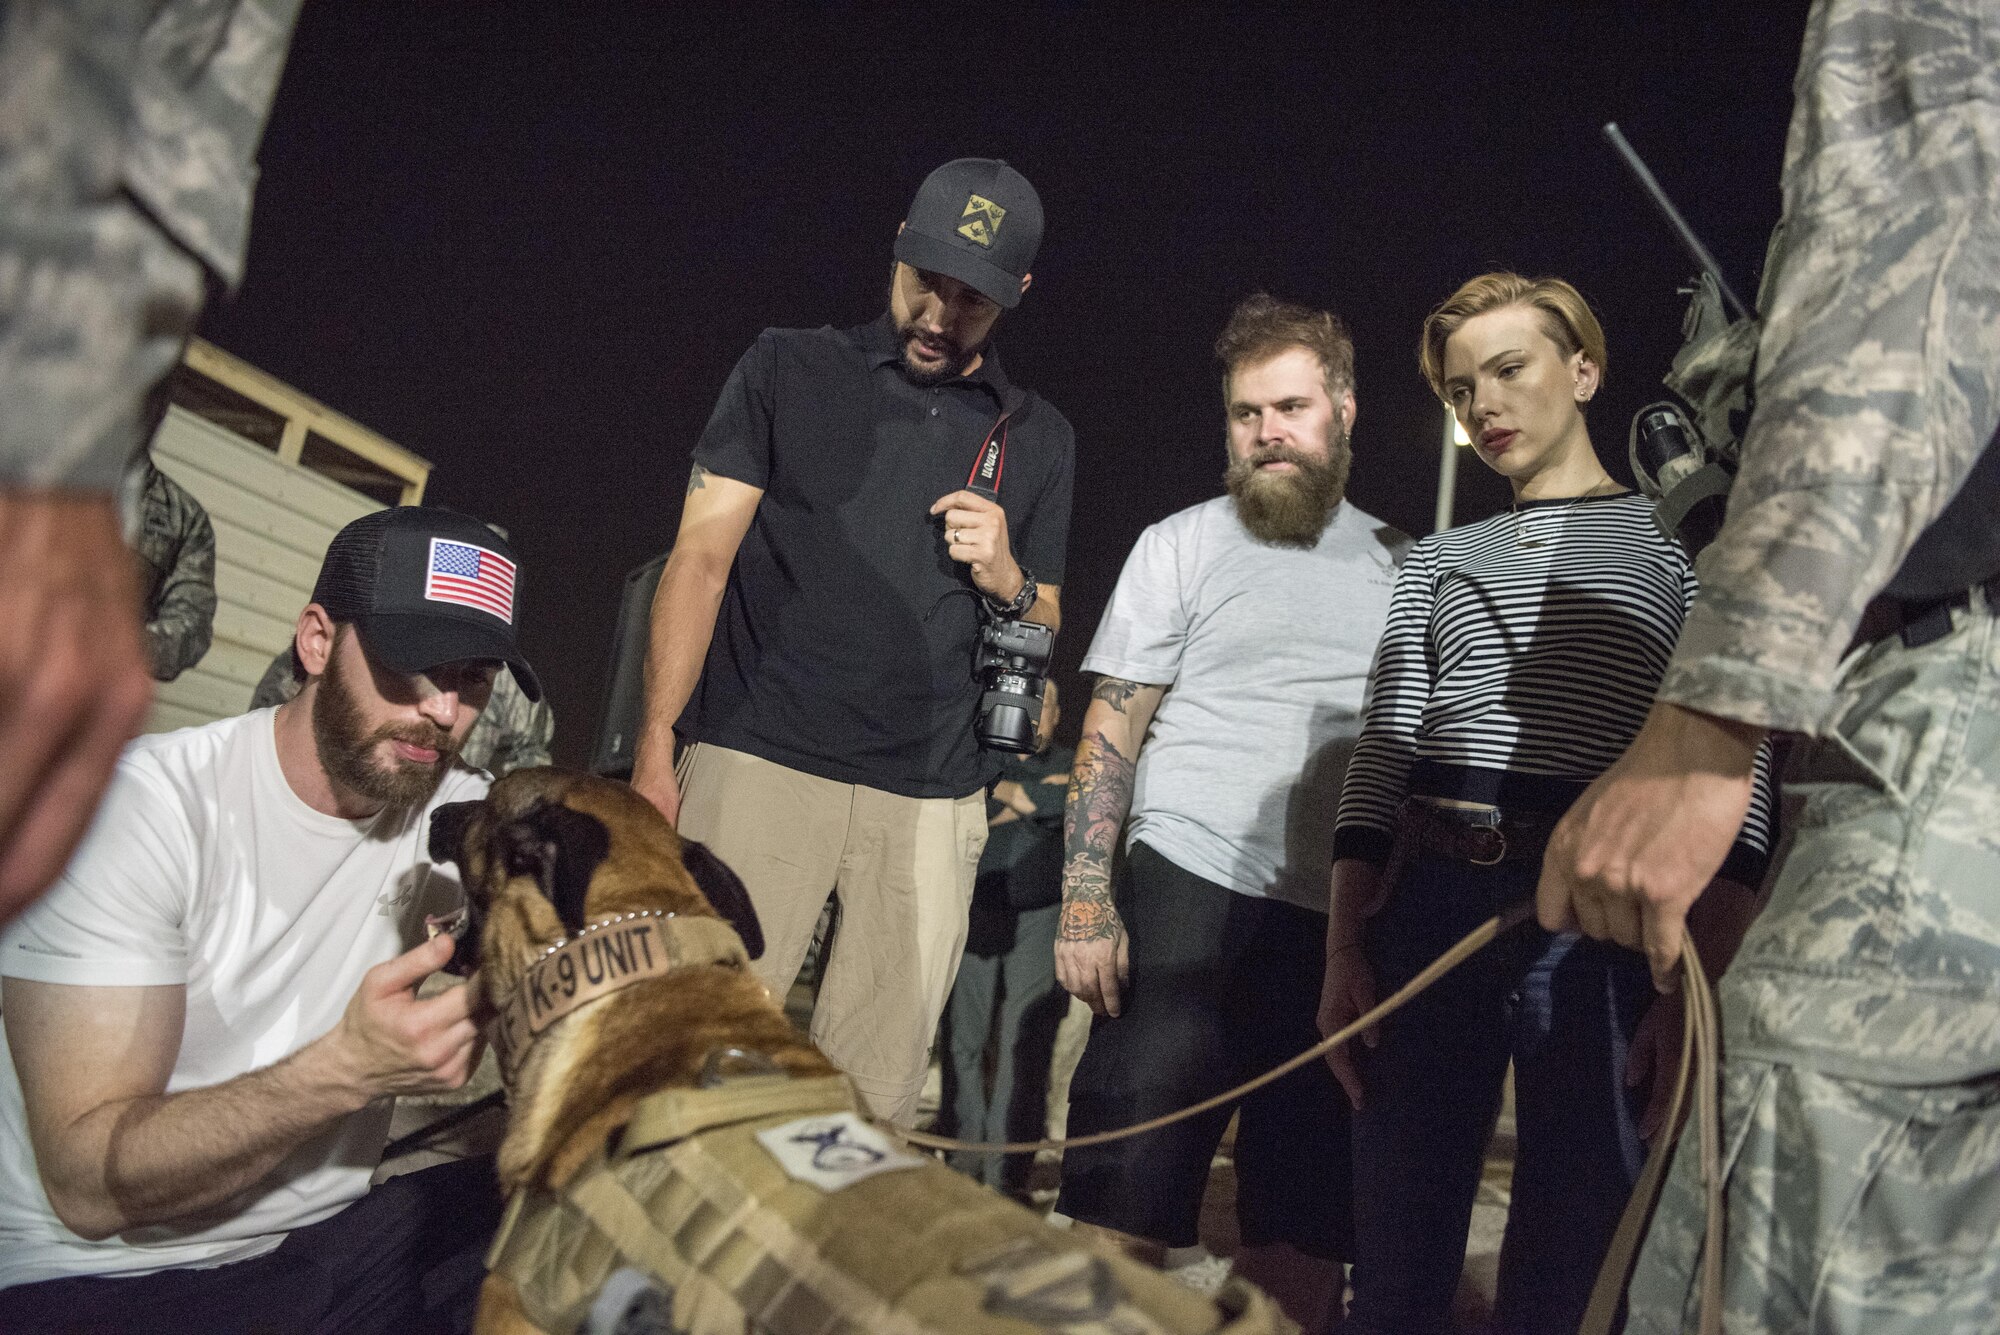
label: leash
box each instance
[894,902,1726,1335]
[898,901,1537,1156]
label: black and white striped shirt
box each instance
[1333,491,1776,882]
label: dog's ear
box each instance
[496,800,612,937]
[428,801,480,870]
[680,841,764,960]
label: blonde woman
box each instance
[1319,273,1775,1334]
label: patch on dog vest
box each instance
[755,1111,926,1192]
[580,1267,677,1335]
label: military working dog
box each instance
[429,768,1290,1335]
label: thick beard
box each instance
[311,644,458,811]
[1224,426,1352,548]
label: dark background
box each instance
[199,2,1811,761]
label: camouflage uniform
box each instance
[457,667,555,776]
[0,0,302,491]
[250,651,556,778]
[1627,1,2000,1329]
[124,457,216,681]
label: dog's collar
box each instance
[492,910,750,1080]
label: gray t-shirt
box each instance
[1083,496,1408,912]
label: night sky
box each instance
[197,2,1812,763]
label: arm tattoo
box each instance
[1091,677,1146,713]
[1058,732,1136,942]
[686,464,708,495]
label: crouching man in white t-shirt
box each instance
[0,506,544,1334]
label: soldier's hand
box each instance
[1055,899,1130,1018]
[0,492,153,927]
[1537,702,1762,991]
[928,490,1023,604]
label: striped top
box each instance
[1333,491,1776,883]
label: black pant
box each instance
[1056,842,1352,1258]
[1339,853,1651,1335]
[0,1156,502,1335]
[939,898,1067,1192]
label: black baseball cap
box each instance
[893,158,1043,310]
[309,507,542,701]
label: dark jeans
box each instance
[1340,852,1652,1335]
[938,898,1067,1192]
[1058,842,1352,1258]
[0,1156,502,1335]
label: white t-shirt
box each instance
[0,708,488,1287]
[1083,496,1407,912]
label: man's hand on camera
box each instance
[929,490,1022,603]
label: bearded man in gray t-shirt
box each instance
[1054,294,1407,1330]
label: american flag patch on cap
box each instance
[425,538,516,623]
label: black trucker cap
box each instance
[309,507,542,701]
[892,158,1043,310]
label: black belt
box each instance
[1394,799,1555,868]
[1887,571,2000,649]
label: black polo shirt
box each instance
[682,315,1075,799]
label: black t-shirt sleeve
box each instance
[1016,412,1075,585]
[692,332,780,489]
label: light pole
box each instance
[1434,404,1472,532]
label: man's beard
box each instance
[312,646,458,811]
[894,316,976,387]
[1224,428,1352,548]
[887,269,982,386]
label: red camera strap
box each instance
[965,411,1011,499]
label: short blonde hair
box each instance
[1418,272,1607,401]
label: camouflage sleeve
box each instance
[489,698,556,775]
[248,648,298,711]
[1657,0,2000,735]
[461,670,555,776]
[0,1,299,491]
[143,489,216,681]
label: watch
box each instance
[984,567,1038,620]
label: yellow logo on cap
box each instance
[957,194,1006,248]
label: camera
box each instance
[975,617,1054,754]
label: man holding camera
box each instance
[631,158,1073,1126]
[1055,295,1405,1329]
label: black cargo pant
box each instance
[0,1156,501,1335]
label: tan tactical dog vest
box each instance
[487,1073,1292,1335]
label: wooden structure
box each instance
[144,340,431,734]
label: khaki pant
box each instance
[675,744,987,1126]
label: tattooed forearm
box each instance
[1091,677,1146,713]
[1059,732,1136,941]
[686,464,708,495]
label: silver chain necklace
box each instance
[1513,479,1616,549]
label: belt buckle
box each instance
[1466,826,1507,866]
